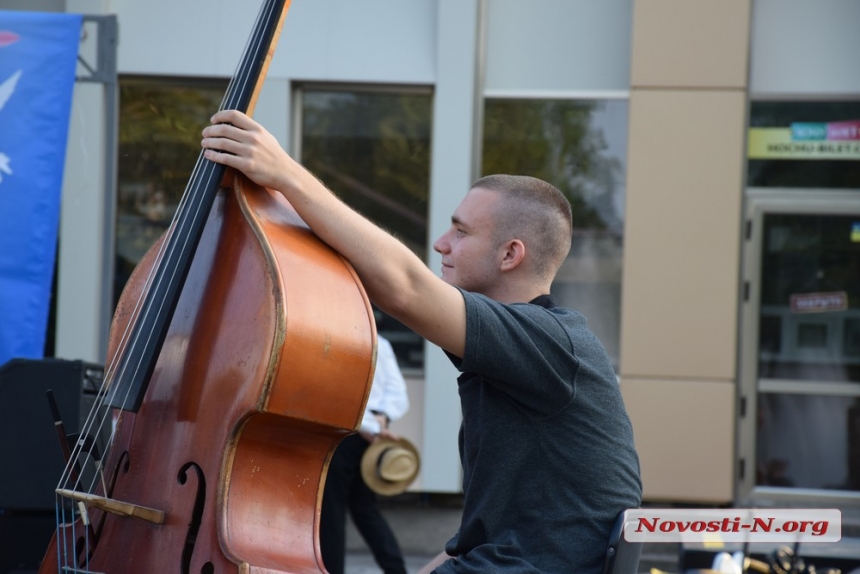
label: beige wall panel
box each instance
[621,90,745,380]
[631,0,751,89]
[395,375,426,492]
[622,377,734,503]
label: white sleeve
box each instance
[375,336,409,422]
[360,336,409,434]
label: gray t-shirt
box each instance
[435,289,642,573]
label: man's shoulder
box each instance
[459,288,580,321]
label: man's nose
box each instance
[433,232,449,254]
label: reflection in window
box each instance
[116,78,227,306]
[757,393,860,491]
[299,88,433,372]
[748,101,860,189]
[797,323,828,349]
[845,319,860,359]
[483,99,628,369]
[758,213,860,382]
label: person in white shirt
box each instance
[319,335,410,574]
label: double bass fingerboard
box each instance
[107,0,290,412]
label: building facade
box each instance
[5,0,860,506]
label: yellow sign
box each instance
[748,127,860,160]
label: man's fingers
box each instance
[202,147,238,168]
[202,134,241,154]
[210,108,240,124]
[202,140,250,171]
[202,122,243,142]
[211,109,255,132]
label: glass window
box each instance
[116,77,227,306]
[482,99,628,369]
[758,213,860,383]
[757,393,860,491]
[748,101,860,189]
[299,87,433,372]
[747,202,860,498]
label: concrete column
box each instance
[56,0,114,363]
[620,0,751,503]
[420,0,483,492]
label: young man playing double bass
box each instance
[202,110,642,574]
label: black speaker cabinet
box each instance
[0,358,105,573]
[0,358,104,510]
[0,510,56,573]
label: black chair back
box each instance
[603,509,642,574]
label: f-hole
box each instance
[177,461,211,574]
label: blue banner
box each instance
[0,11,81,366]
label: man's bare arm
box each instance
[202,110,465,357]
[416,551,450,574]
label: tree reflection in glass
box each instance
[483,99,628,369]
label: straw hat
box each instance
[360,437,421,496]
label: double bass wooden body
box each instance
[40,177,375,574]
[38,1,376,571]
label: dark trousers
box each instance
[320,433,407,574]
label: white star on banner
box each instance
[0,69,21,112]
[0,153,11,184]
[0,70,22,187]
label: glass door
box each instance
[739,189,860,503]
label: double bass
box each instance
[39,1,376,572]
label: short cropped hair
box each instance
[471,174,573,281]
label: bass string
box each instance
[52,136,227,571]
[88,0,280,427]
[89,0,278,462]
[92,0,280,420]
[52,208,187,572]
[64,2,276,487]
[54,0,284,569]
[60,177,188,491]
[55,178,217,565]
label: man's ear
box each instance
[500,239,526,272]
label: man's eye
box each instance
[456,228,466,236]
